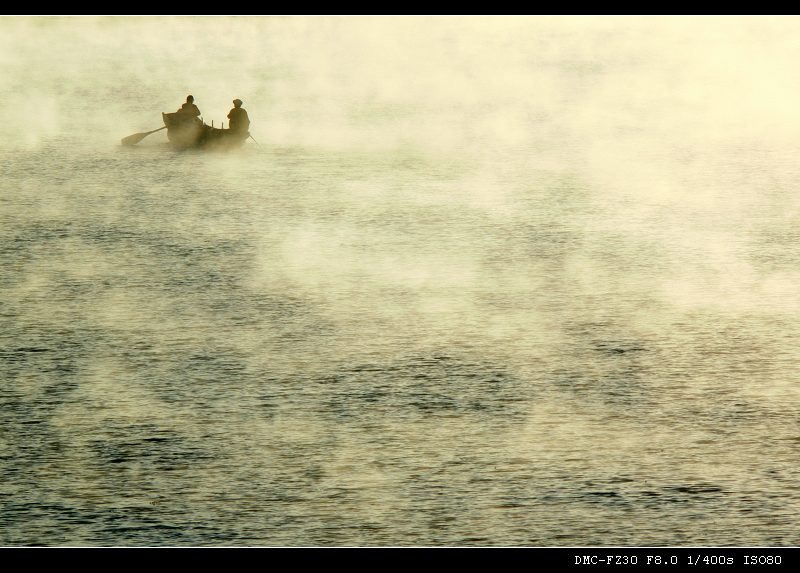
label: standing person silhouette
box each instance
[227,99,250,134]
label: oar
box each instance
[248,134,260,146]
[121,126,167,146]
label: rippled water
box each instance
[2,16,800,546]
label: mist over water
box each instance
[2,16,800,546]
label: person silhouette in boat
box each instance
[227,99,250,134]
[177,95,202,126]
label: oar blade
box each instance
[121,126,166,146]
[121,132,148,146]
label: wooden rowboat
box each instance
[161,112,249,150]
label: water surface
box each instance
[2,16,800,546]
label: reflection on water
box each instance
[2,16,800,546]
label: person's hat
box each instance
[233,99,242,106]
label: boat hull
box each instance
[162,112,249,150]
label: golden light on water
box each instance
[3,16,800,547]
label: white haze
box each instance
[2,16,800,546]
